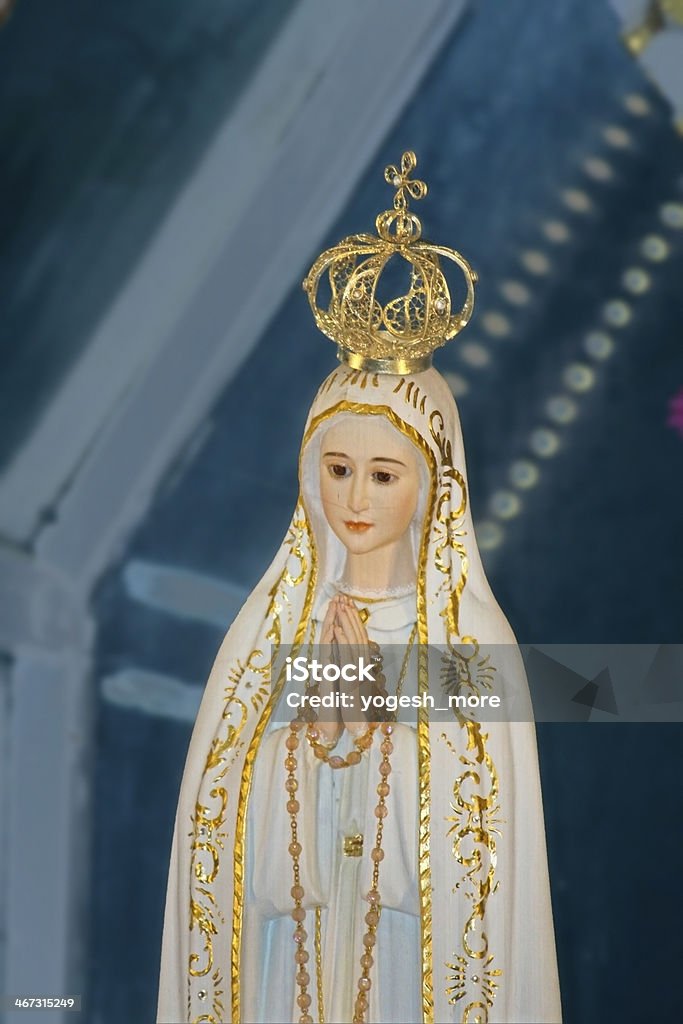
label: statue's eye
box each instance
[329,463,350,478]
[372,470,395,484]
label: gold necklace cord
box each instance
[315,906,325,1024]
[307,616,315,661]
[333,588,414,604]
[394,622,417,704]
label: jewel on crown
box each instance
[303,151,478,375]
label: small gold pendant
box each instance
[343,833,364,857]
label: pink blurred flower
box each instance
[667,388,683,439]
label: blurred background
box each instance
[1,1,682,1022]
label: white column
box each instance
[0,548,92,1024]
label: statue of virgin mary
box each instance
[156,153,562,1024]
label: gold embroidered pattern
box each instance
[445,954,501,1022]
[392,376,428,414]
[389,376,428,411]
[320,371,339,395]
[188,687,247,1024]
[440,640,495,703]
[440,727,503,1022]
[423,398,503,1022]
[187,505,312,1023]
[339,368,382,389]
[428,410,468,637]
[417,644,434,1024]
[231,508,318,1023]
[191,967,225,1023]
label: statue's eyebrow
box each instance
[322,451,406,467]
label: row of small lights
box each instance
[442,92,682,553]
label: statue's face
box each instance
[319,416,421,556]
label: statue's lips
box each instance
[344,520,372,533]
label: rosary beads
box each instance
[284,718,395,1024]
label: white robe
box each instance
[241,586,422,1023]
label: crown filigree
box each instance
[303,151,477,374]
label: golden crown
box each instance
[303,151,477,374]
